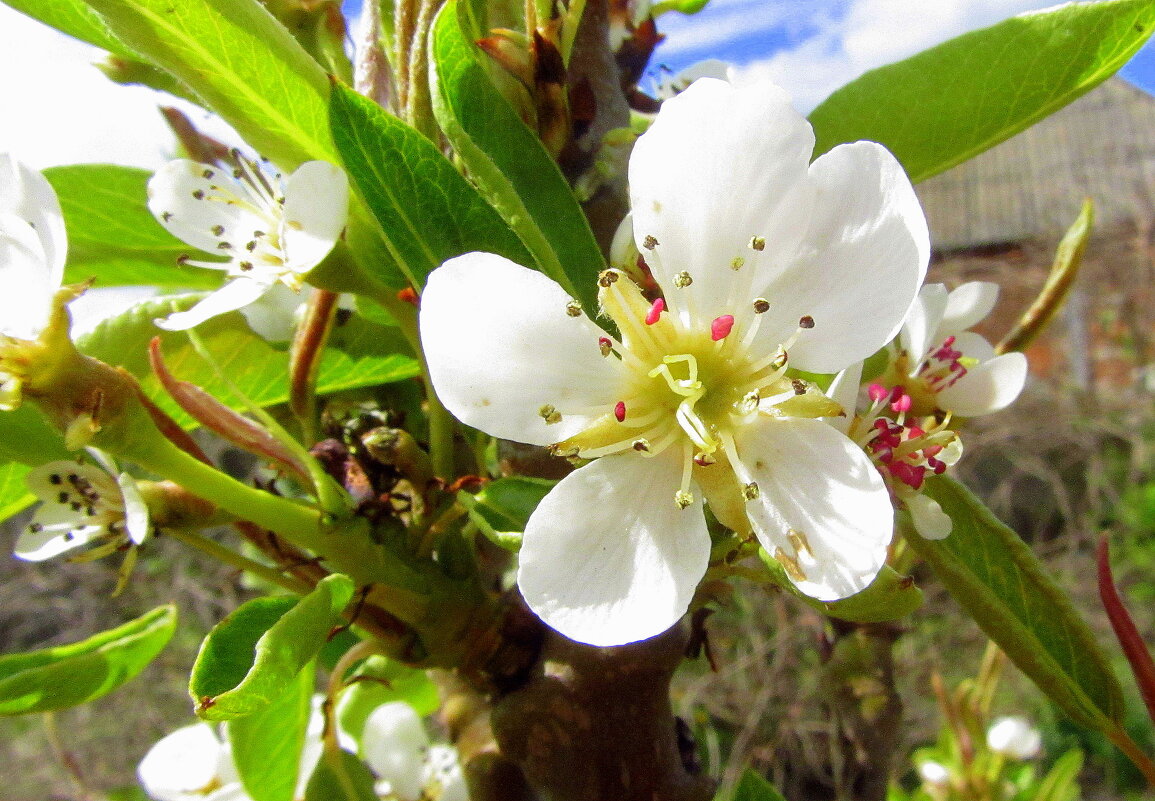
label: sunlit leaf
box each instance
[810,0,1155,182]
[228,661,314,801]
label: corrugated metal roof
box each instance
[916,78,1155,251]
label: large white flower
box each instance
[14,455,150,562]
[897,282,1028,417]
[147,153,348,331]
[420,78,929,646]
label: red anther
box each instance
[890,393,912,413]
[868,383,889,403]
[710,314,735,341]
[873,418,891,431]
[907,425,925,440]
[645,297,665,325]
[923,444,943,458]
[614,401,627,422]
[873,446,893,463]
[397,287,419,306]
[930,458,947,474]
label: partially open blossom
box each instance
[147,153,348,331]
[14,454,150,563]
[420,78,929,645]
[0,154,73,410]
[137,723,245,801]
[893,282,1027,417]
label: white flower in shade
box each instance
[138,723,247,801]
[917,759,951,786]
[148,152,348,331]
[896,282,1028,417]
[362,701,429,801]
[420,78,929,645]
[0,154,68,409]
[986,715,1042,760]
[14,456,150,562]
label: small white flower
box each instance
[362,701,430,801]
[986,715,1042,760]
[14,456,150,562]
[917,759,951,786]
[420,78,929,645]
[148,153,348,331]
[897,282,1027,417]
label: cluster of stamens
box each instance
[859,384,956,492]
[28,469,128,551]
[916,335,969,391]
[542,233,825,512]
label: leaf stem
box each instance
[165,527,310,594]
[1106,724,1155,789]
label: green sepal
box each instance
[189,574,355,721]
[0,605,177,715]
[759,551,923,623]
[907,476,1125,731]
[457,476,556,551]
[304,748,380,801]
[336,655,439,740]
[809,0,1155,183]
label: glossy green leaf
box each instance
[329,82,530,289]
[430,0,604,311]
[304,748,379,801]
[0,605,177,715]
[77,295,419,429]
[337,655,440,740]
[729,768,786,801]
[228,660,314,801]
[3,0,133,57]
[908,477,1125,731]
[83,0,334,168]
[190,574,354,721]
[809,0,1155,182]
[760,551,923,623]
[0,462,33,521]
[44,165,216,289]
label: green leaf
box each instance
[0,404,72,465]
[304,748,380,801]
[189,574,354,721]
[759,551,922,623]
[3,0,133,57]
[337,655,440,740]
[228,660,315,801]
[1035,748,1083,801]
[329,82,530,289]
[729,768,787,801]
[44,165,215,289]
[83,0,333,168]
[77,296,419,429]
[809,0,1155,182]
[907,477,1125,731]
[0,462,34,521]
[0,605,177,715]
[429,0,605,311]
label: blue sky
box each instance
[0,0,1152,166]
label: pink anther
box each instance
[645,298,665,325]
[710,314,735,341]
[614,401,627,422]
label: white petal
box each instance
[361,702,429,801]
[138,723,226,800]
[239,282,306,342]
[629,78,816,327]
[936,351,1028,416]
[941,281,999,334]
[517,451,710,645]
[155,278,273,331]
[147,159,270,256]
[0,154,66,282]
[119,473,151,545]
[823,361,862,435]
[0,222,56,339]
[419,253,627,446]
[14,517,97,561]
[280,161,348,273]
[951,330,996,363]
[738,417,893,600]
[899,283,949,361]
[756,141,930,374]
[906,492,952,540]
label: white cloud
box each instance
[0,5,233,170]
[660,0,1086,111]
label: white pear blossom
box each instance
[897,282,1028,417]
[0,154,68,408]
[420,78,929,645]
[147,152,348,331]
[986,715,1042,760]
[360,701,468,801]
[138,723,246,801]
[14,455,150,562]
